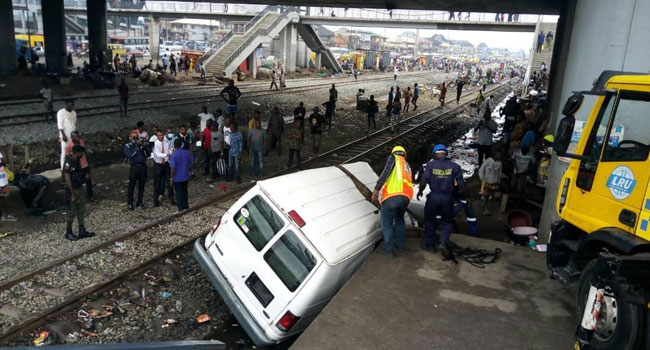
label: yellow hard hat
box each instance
[544,134,555,143]
[392,145,407,156]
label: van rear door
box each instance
[210,192,319,328]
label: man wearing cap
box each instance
[123,129,149,210]
[62,145,95,241]
[417,144,464,258]
[57,99,77,170]
[372,146,413,257]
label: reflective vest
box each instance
[381,155,413,202]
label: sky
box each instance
[325,26,537,51]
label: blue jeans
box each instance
[228,155,241,182]
[380,196,410,253]
[251,151,263,176]
[424,194,454,248]
[453,197,479,237]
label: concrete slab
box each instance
[291,231,576,350]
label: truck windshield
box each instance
[234,195,284,251]
[264,230,317,292]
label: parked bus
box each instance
[15,34,44,49]
[110,36,150,53]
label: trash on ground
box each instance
[196,313,211,324]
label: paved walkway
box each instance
[291,231,576,350]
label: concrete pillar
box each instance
[539,0,650,242]
[414,28,419,58]
[315,51,322,70]
[285,24,297,72]
[149,16,161,62]
[41,0,66,74]
[248,50,257,79]
[86,0,107,70]
[0,0,17,75]
[278,27,288,66]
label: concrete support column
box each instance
[149,16,160,62]
[285,24,297,72]
[41,0,66,74]
[278,27,288,67]
[248,50,257,79]
[87,0,107,70]
[539,0,650,242]
[315,51,322,70]
[0,0,17,75]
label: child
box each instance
[511,146,536,194]
[478,150,503,216]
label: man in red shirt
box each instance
[200,120,213,175]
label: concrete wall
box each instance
[539,0,650,241]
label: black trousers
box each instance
[288,148,302,167]
[477,144,492,167]
[203,148,211,174]
[174,181,189,211]
[153,162,174,205]
[210,151,222,179]
[127,164,147,205]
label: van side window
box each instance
[601,92,650,162]
[235,196,284,251]
[264,230,317,292]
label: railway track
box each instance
[0,71,437,128]
[0,79,511,343]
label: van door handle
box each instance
[619,209,636,227]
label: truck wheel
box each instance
[577,260,645,350]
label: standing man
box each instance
[267,107,284,155]
[248,119,266,177]
[293,102,306,144]
[386,86,394,119]
[371,146,413,257]
[412,83,419,111]
[322,98,335,130]
[393,66,398,80]
[220,79,241,119]
[113,54,120,74]
[270,70,280,90]
[118,77,129,118]
[228,122,243,184]
[536,30,545,53]
[152,130,170,207]
[209,122,225,181]
[200,120,213,176]
[169,139,193,212]
[309,106,323,156]
[438,82,447,107]
[65,131,93,201]
[123,129,149,210]
[198,105,214,132]
[57,99,77,170]
[455,78,464,104]
[39,80,54,122]
[329,84,338,104]
[475,113,497,167]
[170,54,177,76]
[62,145,95,241]
[162,54,169,71]
[286,121,303,168]
[367,95,378,131]
[417,144,464,259]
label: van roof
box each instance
[257,162,380,265]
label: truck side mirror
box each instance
[554,115,575,155]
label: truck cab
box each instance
[548,71,650,349]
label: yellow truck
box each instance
[548,71,650,349]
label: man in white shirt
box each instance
[57,100,77,169]
[40,80,54,122]
[198,106,214,131]
[152,130,174,207]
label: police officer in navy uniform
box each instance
[417,144,465,258]
[124,129,149,210]
[62,145,95,241]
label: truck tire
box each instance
[577,260,645,350]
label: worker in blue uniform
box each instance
[417,144,465,258]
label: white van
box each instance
[193,162,381,346]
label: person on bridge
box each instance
[57,99,77,170]
[372,145,413,257]
[417,144,464,259]
[62,145,95,241]
[537,30,545,53]
[220,79,242,119]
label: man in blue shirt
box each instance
[417,144,464,259]
[169,139,193,212]
[123,130,149,210]
[228,122,243,183]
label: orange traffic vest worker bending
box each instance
[372,146,413,257]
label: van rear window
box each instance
[235,195,284,251]
[264,230,317,292]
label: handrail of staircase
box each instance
[223,6,298,72]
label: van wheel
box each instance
[577,260,644,350]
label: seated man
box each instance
[13,167,49,215]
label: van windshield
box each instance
[264,230,317,292]
[234,195,284,251]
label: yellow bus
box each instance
[15,34,44,48]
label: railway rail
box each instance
[0,80,510,344]
[0,71,438,128]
